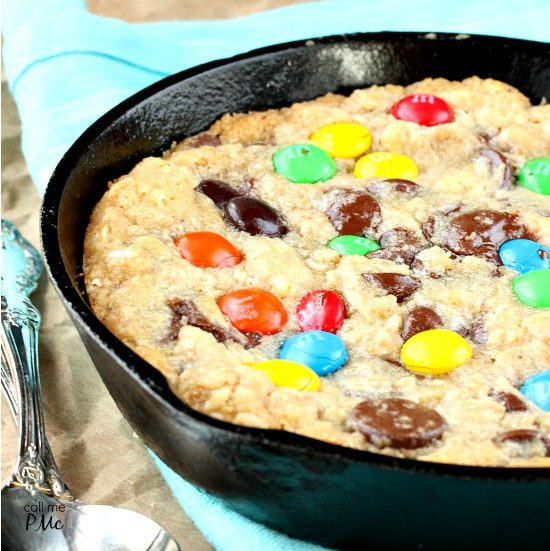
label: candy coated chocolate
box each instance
[363,273,421,303]
[499,239,550,274]
[218,289,288,335]
[328,235,381,256]
[197,179,240,208]
[279,330,347,376]
[401,306,443,341]
[518,157,550,195]
[310,123,372,159]
[351,398,447,449]
[520,371,550,411]
[512,269,550,308]
[273,144,336,183]
[297,290,346,333]
[401,329,472,376]
[326,190,382,236]
[175,231,241,268]
[390,94,453,126]
[354,152,418,180]
[225,196,287,237]
[250,359,320,391]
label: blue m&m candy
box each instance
[499,239,550,274]
[520,371,550,411]
[279,330,347,376]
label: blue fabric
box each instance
[2,1,549,549]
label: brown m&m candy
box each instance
[225,196,287,237]
[351,398,447,449]
[197,179,240,208]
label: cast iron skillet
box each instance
[41,33,550,551]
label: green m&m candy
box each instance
[512,269,550,308]
[518,158,550,195]
[273,144,336,183]
[328,235,381,256]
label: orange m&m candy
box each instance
[218,289,288,335]
[175,231,241,268]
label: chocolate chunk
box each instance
[367,247,415,265]
[367,179,420,196]
[243,176,256,194]
[164,299,257,348]
[351,398,447,449]
[242,331,263,347]
[189,134,221,148]
[401,307,443,341]
[540,249,549,260]
[493,430,550,457]
[479,148,514,190]
[363,273,421,303]
[489,391,528,413]
[326,191,382,236]
[367,228,425,265]
[197,179,240,208]
[224,196,287,237]
[469,319,488,344]
[445,210,532,264]
[422,216,437,240]
[411,258,442,279]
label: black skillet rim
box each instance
[41,31,550,482]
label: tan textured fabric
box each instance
[2,1,307,548]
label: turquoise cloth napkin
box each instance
[2,1,549,549]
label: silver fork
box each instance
[1,219,181,551]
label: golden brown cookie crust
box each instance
[84,77,550,467]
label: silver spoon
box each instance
[1,219,181,551]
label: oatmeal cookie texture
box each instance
[84,77,550,467]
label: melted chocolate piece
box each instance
[164,299,257,348]
[368,229,425,265]
[410,258,442,279]
[540,249,549,260]
[479,148,514,190]
[189,134,221,147]
[493,430,550,457]
[367,247,415,265]
[363,273,421,303]
[469,319,488,344]
[367,179,420,196]
[351,398,447,449]
[442,203,463,216]
[445,210,532,264]
[489,391,528,413]
[197,179,240,209]
[224,196,287,237]
[401,306,443,341]
[326,191,382,236]
[243,176,256,194]
[422,216,437,240]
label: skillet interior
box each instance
[41,33,550,550]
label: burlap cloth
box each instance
[0,2,309,549]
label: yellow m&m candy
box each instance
[354,152,418,180]
[401,329,472,376]
[310,123,372,159]
[248,359,321,391]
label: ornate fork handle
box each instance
[2,297,74,501]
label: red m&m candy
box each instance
[218,289,288,335]
[175,231,241,268]
[297,290,346,333]
[391,94,453,126]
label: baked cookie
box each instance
[84,77,550,467]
